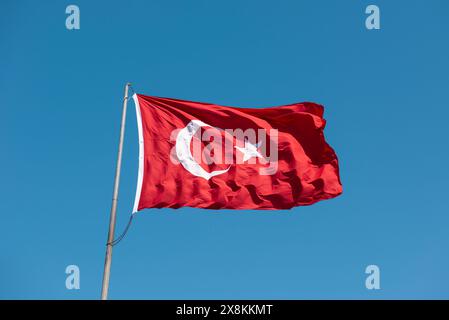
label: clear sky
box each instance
[1,0,449,299]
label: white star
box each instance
[235,140,264,162]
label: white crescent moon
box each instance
[176,120,230,180]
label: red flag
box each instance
[132,94,342,211]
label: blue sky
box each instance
[1,0,449,299]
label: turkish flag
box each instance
[132,94,342,212]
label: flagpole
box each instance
[101,82,131,300]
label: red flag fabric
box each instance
[132,94,342,212]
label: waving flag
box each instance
[132,94,342,212]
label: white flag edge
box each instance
[132,93,144,214]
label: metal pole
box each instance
[101,83,131,300]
